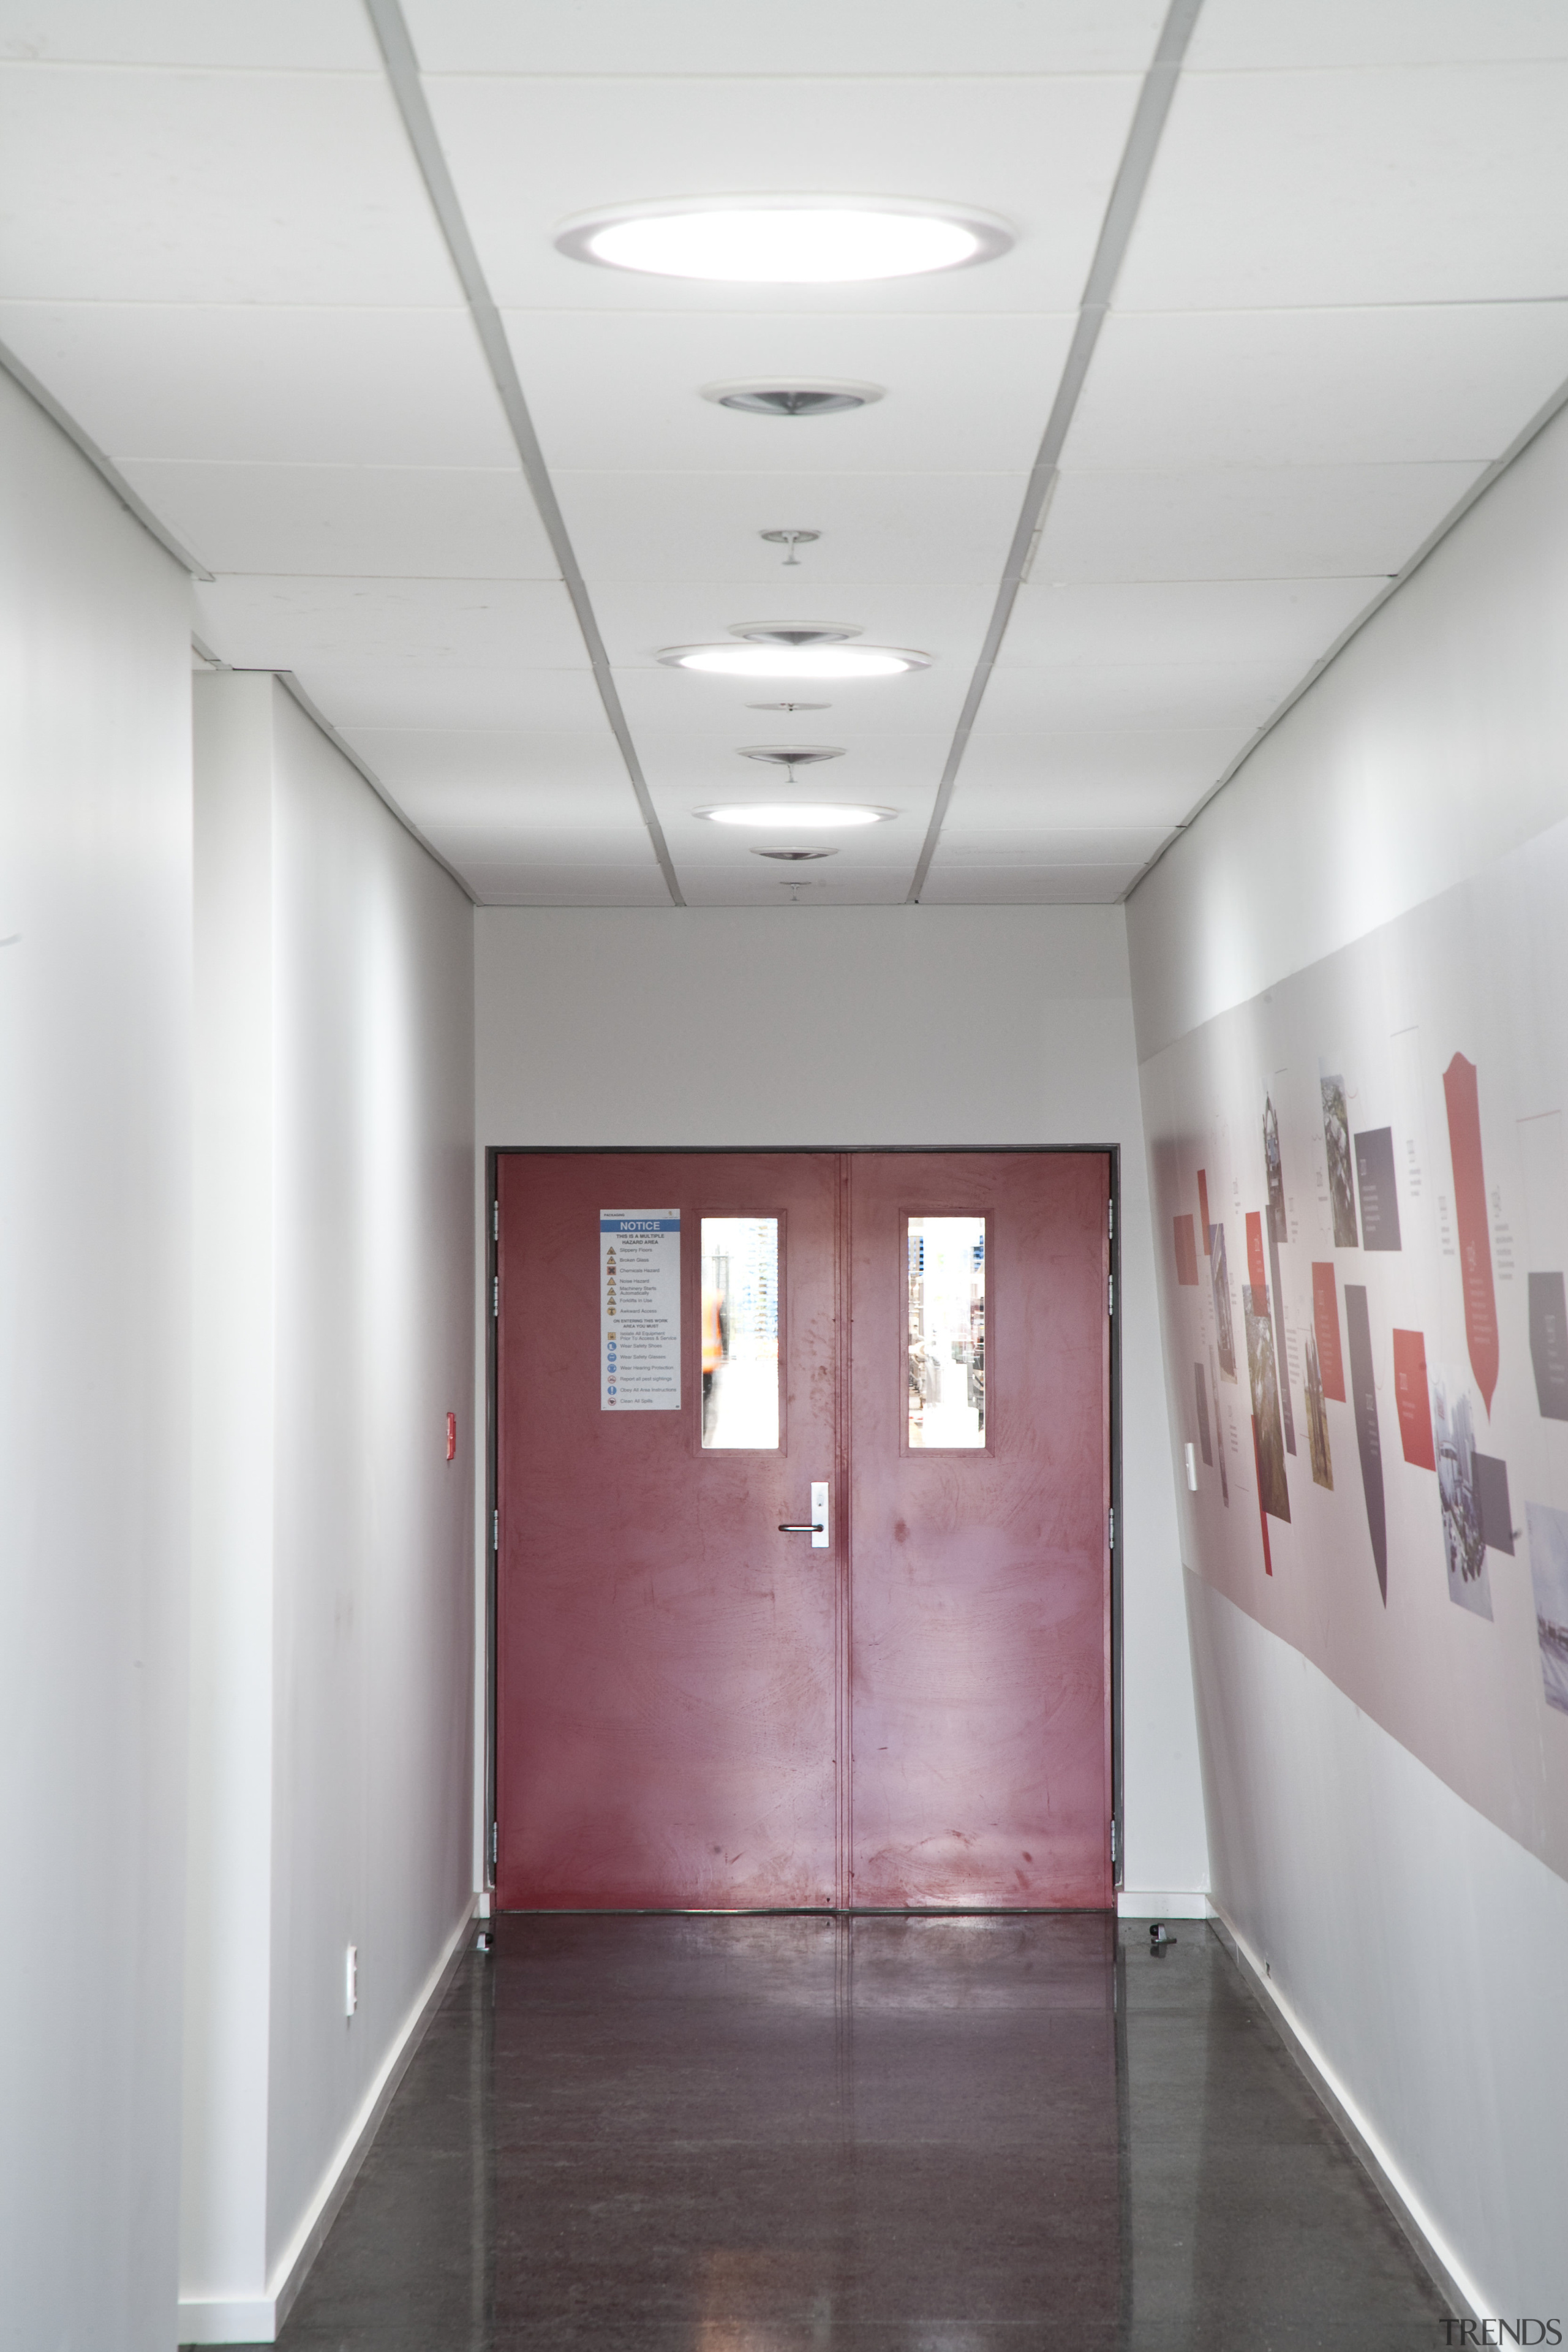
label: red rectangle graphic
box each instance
[1392,1328,1436,1469]
[1174,1213,1199,1286]
[1245,1210,1267,1300]
[1197,1170,1212,1254]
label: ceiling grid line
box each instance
[905,0,1205,904]
[363,0,687,907]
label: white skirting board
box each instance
[178,1896,479,2346]
[1117,1888,1212,1918]
[1207,1902,1477,2321]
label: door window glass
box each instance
[908,1216,986,1448]
[701,1218,780,1448]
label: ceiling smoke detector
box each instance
[703,380,883,418]
[752,847,839,861]
[739,745,845,767]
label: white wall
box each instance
[1126,398,1568,2311]
[0,371,194,2348]
[183,676,476,2343]
[475,902,1210,1905]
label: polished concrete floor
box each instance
[272,1914,1449,2350]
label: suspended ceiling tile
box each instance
[680,873,911,907]
[1040,462,1484,583]
[506,312,1077,477]
[639,744,941,812]
[292,665,612,735]
[917,862,1149,904]
[193,576,589,671]
[341,730,634,808]
[1118,64,1568,310]
[119,462,557,581]
[979,658,1310,734]
[1065,304,1568,472]
[612,662,963,751]
[0,0,380,67]
[0,65,458,306]
[1188,0,1568,70]
[993,576,1379,673]
[428,73,1142,315]
[553,470,1028,587]
[464,864,674,908]
[0,303,513,469]
[406,0,1166,76]
[943,739,1244,828]
[931,829,1170,865]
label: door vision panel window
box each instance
[495,1150,1111,1911]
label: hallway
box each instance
[271,1916,1446,2350]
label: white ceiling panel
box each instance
[611,663,952,755]
[459,864,673,908]
[0,66,458,306]
[1118,66,1568,311]
[1065,304,1568,472]
[995,578,1379,673]
[946,733,1250,827]
[431,74,1140,315]
[1188,0,1568,70]
[407,0,1164,77]
[0,0,379,67]
[554,471,1027,587]
[918,862,1150,904]
[981,655,1320,733]
[290,665,611,736]
[1041,462,1483,582]
[507,312,1076,477]
[121,462,556,581]
[342,731,634,809]
[193,577,589,671]
[0,304,511,469]
[931,829,1170,865]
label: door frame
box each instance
[482,1144,1124,1909]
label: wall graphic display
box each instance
[1144,820,1568,1881]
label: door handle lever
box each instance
[779,1482,830,1548]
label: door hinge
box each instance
[1108,1197,1114,1240]
[1107,1272,1115,1316]
[1110,1818,1117,1866]
[492,1508,499,1553]
[489,1820,498,1871]
[492,1273,499,1317]
[1108,1506,1115,1551]
[492,1199,499,1242]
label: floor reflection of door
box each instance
[494,1150,1111,1911]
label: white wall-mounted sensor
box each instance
[1184,1442,1198,1492]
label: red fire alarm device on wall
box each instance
[446,1412,457,1462]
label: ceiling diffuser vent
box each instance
[703,380,883,417]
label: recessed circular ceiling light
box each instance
[696,803,894,829]
[706,382,883,418]
[739,745,845,767]
[557,197,1012,284]
[662,644,929,680]
[752,846,839,861]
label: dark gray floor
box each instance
[271,1914,1450,2350]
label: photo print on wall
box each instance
[1320,1066,1359,1247]
[1434,1374,1491,1621]
[1210,1224,1237,1380]
[1525,1502,1568,1714]
[1243,1283,1291,1522]
[1303,1329,1333,1491]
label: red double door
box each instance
[494,1151,1111,1912]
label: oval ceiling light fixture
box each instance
[557,197,1012,284]
[704,380,883,418]
[661,644,929,681]
[696,802,895,829]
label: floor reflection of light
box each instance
[694,2252,832,2350]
